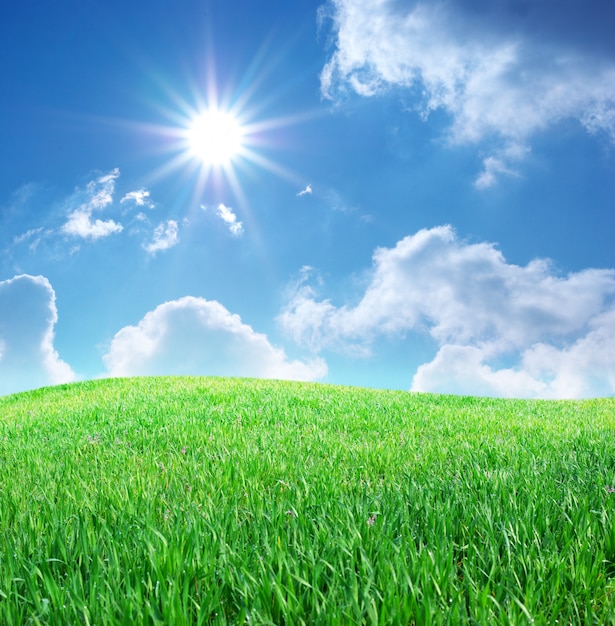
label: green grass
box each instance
[1,376,615,624]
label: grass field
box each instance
[1,376,615,624]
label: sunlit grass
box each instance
[1,376,615,624]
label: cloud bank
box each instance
[319,0,615,185]
[279,226,615,398]
[0,274,76,395]
[103,296,327,381]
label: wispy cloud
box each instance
[204,203,244,236]
[319,0,615,186]
[304,185,372,222]
[0,274,76,395]
[120,189,155,208]
[4,170,177,261]
[103,296,327,381]
[61,168,123,240]
[279,226,615,398]
[11,227,50,253]
[144,220,179,255]
[474,155,521,190]
[217,203,244,236]
[297,184,312,196]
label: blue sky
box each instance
[1,0,615,398]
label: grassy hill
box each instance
[1,376,615,624]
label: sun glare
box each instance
[188,109,244,165]
[141,73,306,211]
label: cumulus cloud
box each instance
[0,274,76,395]
[62,211,123,240]
[279,226,615,398]
[411,345,550,398]
[319,0,615,186]
[412,320,615,399]
[103,296,327,381]
[144,220,179,255]
[61,168,123,239]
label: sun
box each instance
[188,109,244,165]
[139,73,306,207]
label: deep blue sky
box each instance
[2,0,615,397]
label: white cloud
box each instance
[319,0,615,185]
[0,274,76,395]
[62,210,123,240]
[6,172,173,260]
[200,203,244,236]
[12,227,50,253]
[519,307,615,398]
[412,316,615,399]
[87,168,119,208]
[61,168,123,240]
[474,145,528,189]
[411,345,550,398]
[297,184,313,196]
[279,226,615,398]
[120,189,154,208]
[103,296,327,381]
[215,203,244,236]
[144,220,179,255]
